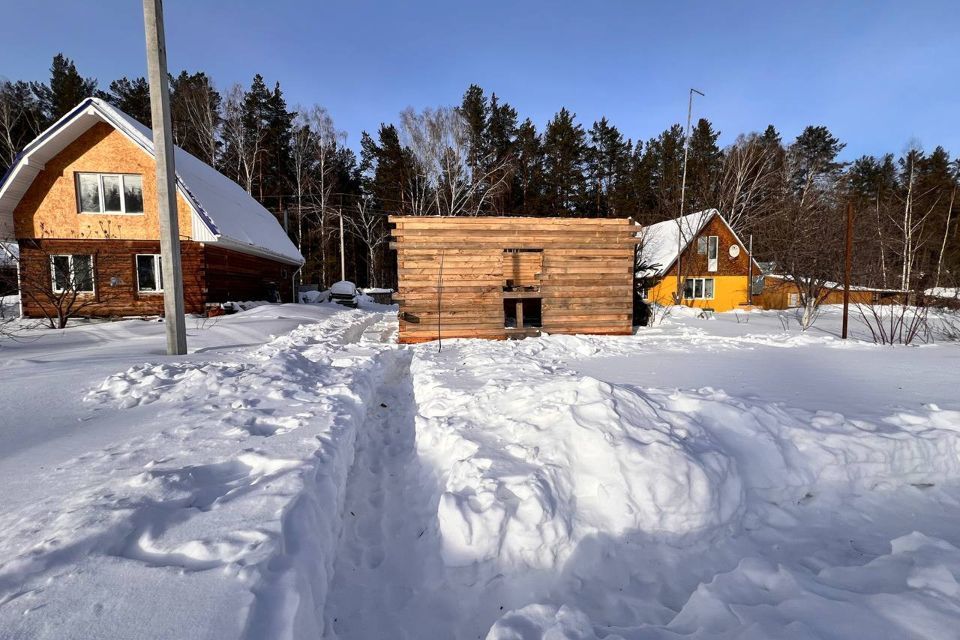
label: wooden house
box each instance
[758,274,906,309]
[390,216,638,343]
[637,209,762,312]
[0,98,303,319]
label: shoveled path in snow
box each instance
[0,305,401,640]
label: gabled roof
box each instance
[0,98,303,265]
[637,209,761,278]
[637,209,717,277]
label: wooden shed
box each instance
[390,216,639,343]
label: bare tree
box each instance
[934,160,959,288]
[171,72,220,165]
[345,196,390,287]
[0,80,43,170]
[399,106,513,216]
[221,84,263,194]
[13,240,123,329]
[289,105,346,286]
[717,133,781,234]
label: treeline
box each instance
[2,54,958,294]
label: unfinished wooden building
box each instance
[390,216,638,343]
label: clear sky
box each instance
[2,0,957,160]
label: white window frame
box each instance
[683,277,715,300]
[50,254,95,294]
[135,254,163,293]
[707,235,719,272]
[75,173,144,215]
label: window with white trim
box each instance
[136,254,163,292]
[50,255,94,293]
[683,277,714,300]
[76,173,144,214]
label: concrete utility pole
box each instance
[676,88,705,302]
[842,201,854,339]
[143,0,186,355]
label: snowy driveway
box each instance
[2,306,960,640]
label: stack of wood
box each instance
[390,216,639,344]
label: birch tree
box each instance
[399,106,512,216]
[220,84,263,194]
[345,196,390,287]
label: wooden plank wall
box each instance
[391,217,638,343]
[504,250,542,287]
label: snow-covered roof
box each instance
[764,273,906,294]
[636,209,718,278]
[0,98,303,265]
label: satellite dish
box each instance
[729,245,741,258]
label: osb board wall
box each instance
[18,238,205,318]
[660,214,758,278]
[391,216,638,343]
[13,122,194,241]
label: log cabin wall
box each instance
[203,245,293,303]
[390,216,638,344]
[17,239,294,319]
[17,238,206,318]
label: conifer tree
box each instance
[459,85,488,173]
[262,82,294,204]
[643,124,685,220]
[105,77,152,126]
[33,54,98,124]
[587,117,632,217]
[542,108,587,215]
[513,118,544,214]
[686,118,723,212]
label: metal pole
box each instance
[339,206,346,282]
[676,88,704,303]
[747,234,753,306]
[143,0,186,355]
[842,201,853,339]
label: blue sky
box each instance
[2,0,956,159]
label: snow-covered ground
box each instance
[1,303,959,639]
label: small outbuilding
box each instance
[390,216,639,343]
[758,274,906,309]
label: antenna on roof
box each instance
[676,88,705,304]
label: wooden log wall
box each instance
[390,216,639,343]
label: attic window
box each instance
[76,173,144,214]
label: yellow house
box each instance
[637,209,761,312]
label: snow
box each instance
[1,303,959,639]
[330,281,357,296]
[927,287,959,299]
